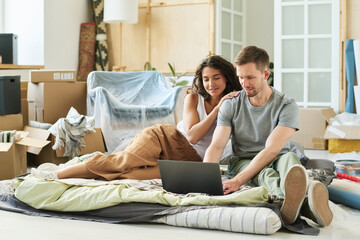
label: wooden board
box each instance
[149,4,210,73]
[107,0,213,73]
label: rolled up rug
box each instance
[77,23,96,81]
[91,0,109,71]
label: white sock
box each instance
[31,168,58,180]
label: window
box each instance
[215,0,245,62]
[274,0,340,112]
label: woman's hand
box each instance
[217,91,240,109]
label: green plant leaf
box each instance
[175,80,189,86]
[176,72,187,79]
[168,63,176,77]
[168,77,176,83]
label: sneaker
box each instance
[280,164,308,225]
[301,181,333,227]
[31,168,58,180]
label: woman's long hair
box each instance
[191,55,242,100]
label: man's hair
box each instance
[191,55,242,100]
[234,46,270,73]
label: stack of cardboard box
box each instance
[292,108,360,153]
[27,70,87,123]
[0,70,106,180]
[26,70,105,166]
[291,108,331,150]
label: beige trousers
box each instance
[85,124,202,180]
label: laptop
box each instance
[158,160,224,195]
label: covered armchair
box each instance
[87,71,184,153]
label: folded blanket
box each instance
[12,176,268,212]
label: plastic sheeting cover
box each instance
[87,71,182,153]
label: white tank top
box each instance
[177,94,216,159]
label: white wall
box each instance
[2,0,91,69]
[0,0,3,33]
[245,0,274,61]
[44,0,91,69]
[4,0,44,65]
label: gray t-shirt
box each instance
[217,87,299,156]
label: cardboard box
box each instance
[21,99,28,127]
[25,127,105,166]
[291,108,331,150]
[0,131,50,180]
[27,82,87,124]
[30,70,76,83]
[323,109,360,153]
[0,113,23,130]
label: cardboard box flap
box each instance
[23,126,50,140]
[55,128,105,157]
[0,143,13,152]
[324,125,360,139]
[320,108,336,124]
[16,131,29,139]
[16,137,50,149]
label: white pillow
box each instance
[152,206,281,235]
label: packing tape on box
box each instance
[327,126,346,138]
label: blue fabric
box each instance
[328,186,360,210]
[345,39,355,113]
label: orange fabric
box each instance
[85,124,202,180]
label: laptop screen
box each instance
[158,160,224,195]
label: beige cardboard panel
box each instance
[27,82,37,102]
[13,144,27,176]
[27,82,45,106]
[27,82,87,124]
[28,102,36,122]
[0,145,15,180]
[26,146,42,155]
[28,144,69,166]
[291,108,329,149]
[0,144,26,180]
[55,128,105,157]
[42,82,87,124]
[30,70,76,83]
[0,143,13,152]
[23,126,50,140]
[320,108,336,123]
[16,137,50,149]
[347,0,360,39]
[15,131,29,138]
[0,114,23,130]
[36,107,44,123]
[150,4,209,73]
[324,125,360,139]
[21,98,28,126]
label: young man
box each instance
[203,46,333,227]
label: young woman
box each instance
[31,55,242,180]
